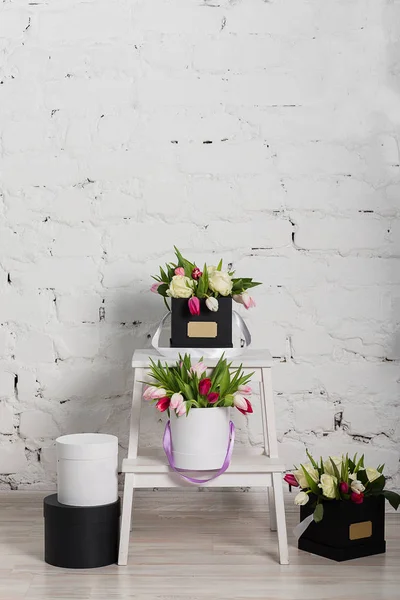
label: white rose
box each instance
[167,275,194,298]
[208,267,232,296]
[293,463,319,489]
[365,468,381,483]
[318,473,337,499]
[323,456,343,476]
[294,491,309,506]
[350,480,365,494]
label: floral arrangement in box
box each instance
[151,247,261,314]
[284,451,400,522]
[143,354,254,416]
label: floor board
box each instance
[0,491,399,599]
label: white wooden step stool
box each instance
[118,349,289,566]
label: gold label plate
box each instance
[187,321,218,338]
[349,521,372,541]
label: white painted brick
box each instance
[51,227,102,258]
[15,332,55,364]
[178,141,272,175]
[11,258,100,291]
[35,4,133,43]
[0,442,28,475]
[0,289,55,326]
[41,443,57,474]
[295,399,335,433]
[294,216,393,254]
[0,8,30,39]
[54,325,100,360]
[0,402,14,434]
[0,371,15,398]
[56,294,103,324]
[19,410,59,440]
[16,371,40,404]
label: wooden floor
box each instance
[0,491,399,600]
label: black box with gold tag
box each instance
[170,298,233,348]
[298,495,386,561]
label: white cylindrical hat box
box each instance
[169,407,230,470]
[56,434,118,507]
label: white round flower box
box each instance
[169,407,231,470]
[56,434,118,507]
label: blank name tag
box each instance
[187,322,218,338]
[349,521,372,540]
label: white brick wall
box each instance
[0,0,399,490]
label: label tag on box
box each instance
[349,521,372,540]
[187,322,218,338]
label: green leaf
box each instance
[329,458,341,483]
[357,469,368,485]
[313,503,324,523]
[367,474,386,493]
[383,491,400,510]
[306,449,318,471]
[378,464,385,474]
[217,259,223,271]
[159,266,169,283]
[174,246,194,278]
[300,465,320,495]
[157,283,169,297]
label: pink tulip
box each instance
[207,392,219,404]
[192,267,203,280]
[236,398,253,415]
[339,481,349,494]
[350,491,364,504]
[143,386,167,400]
[238,384,252,395]
[176,403,186,416]
[155,397,170,412]
[233,393,247,410]
[284,474,299,487]
[199,378,212,396]
[150,282,161,293]
[175,267,185,276]
[188,296,200,316]
[233,292,256,309]
[170,393,184,409]
[189,362,207,377]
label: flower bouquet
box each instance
[143,354,253,473]
[284,451,400,561]
[151,247,261,348]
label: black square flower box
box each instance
[298,495,386,561]
[170,297,233,348]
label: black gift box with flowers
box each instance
[151,247,261,349]
[299,494,386,561]
[170,298,233,348]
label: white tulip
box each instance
[350,480,365,494]
[233,393,247,410]
[205,297,219,312]
[294,491,309,506]
[170,393,184,409]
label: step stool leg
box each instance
[272,472,289,565]
[118,473,135,566]
[268,487,277,531]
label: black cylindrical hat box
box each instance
[44,494,120,568]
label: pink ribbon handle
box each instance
[162,420,235,485]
